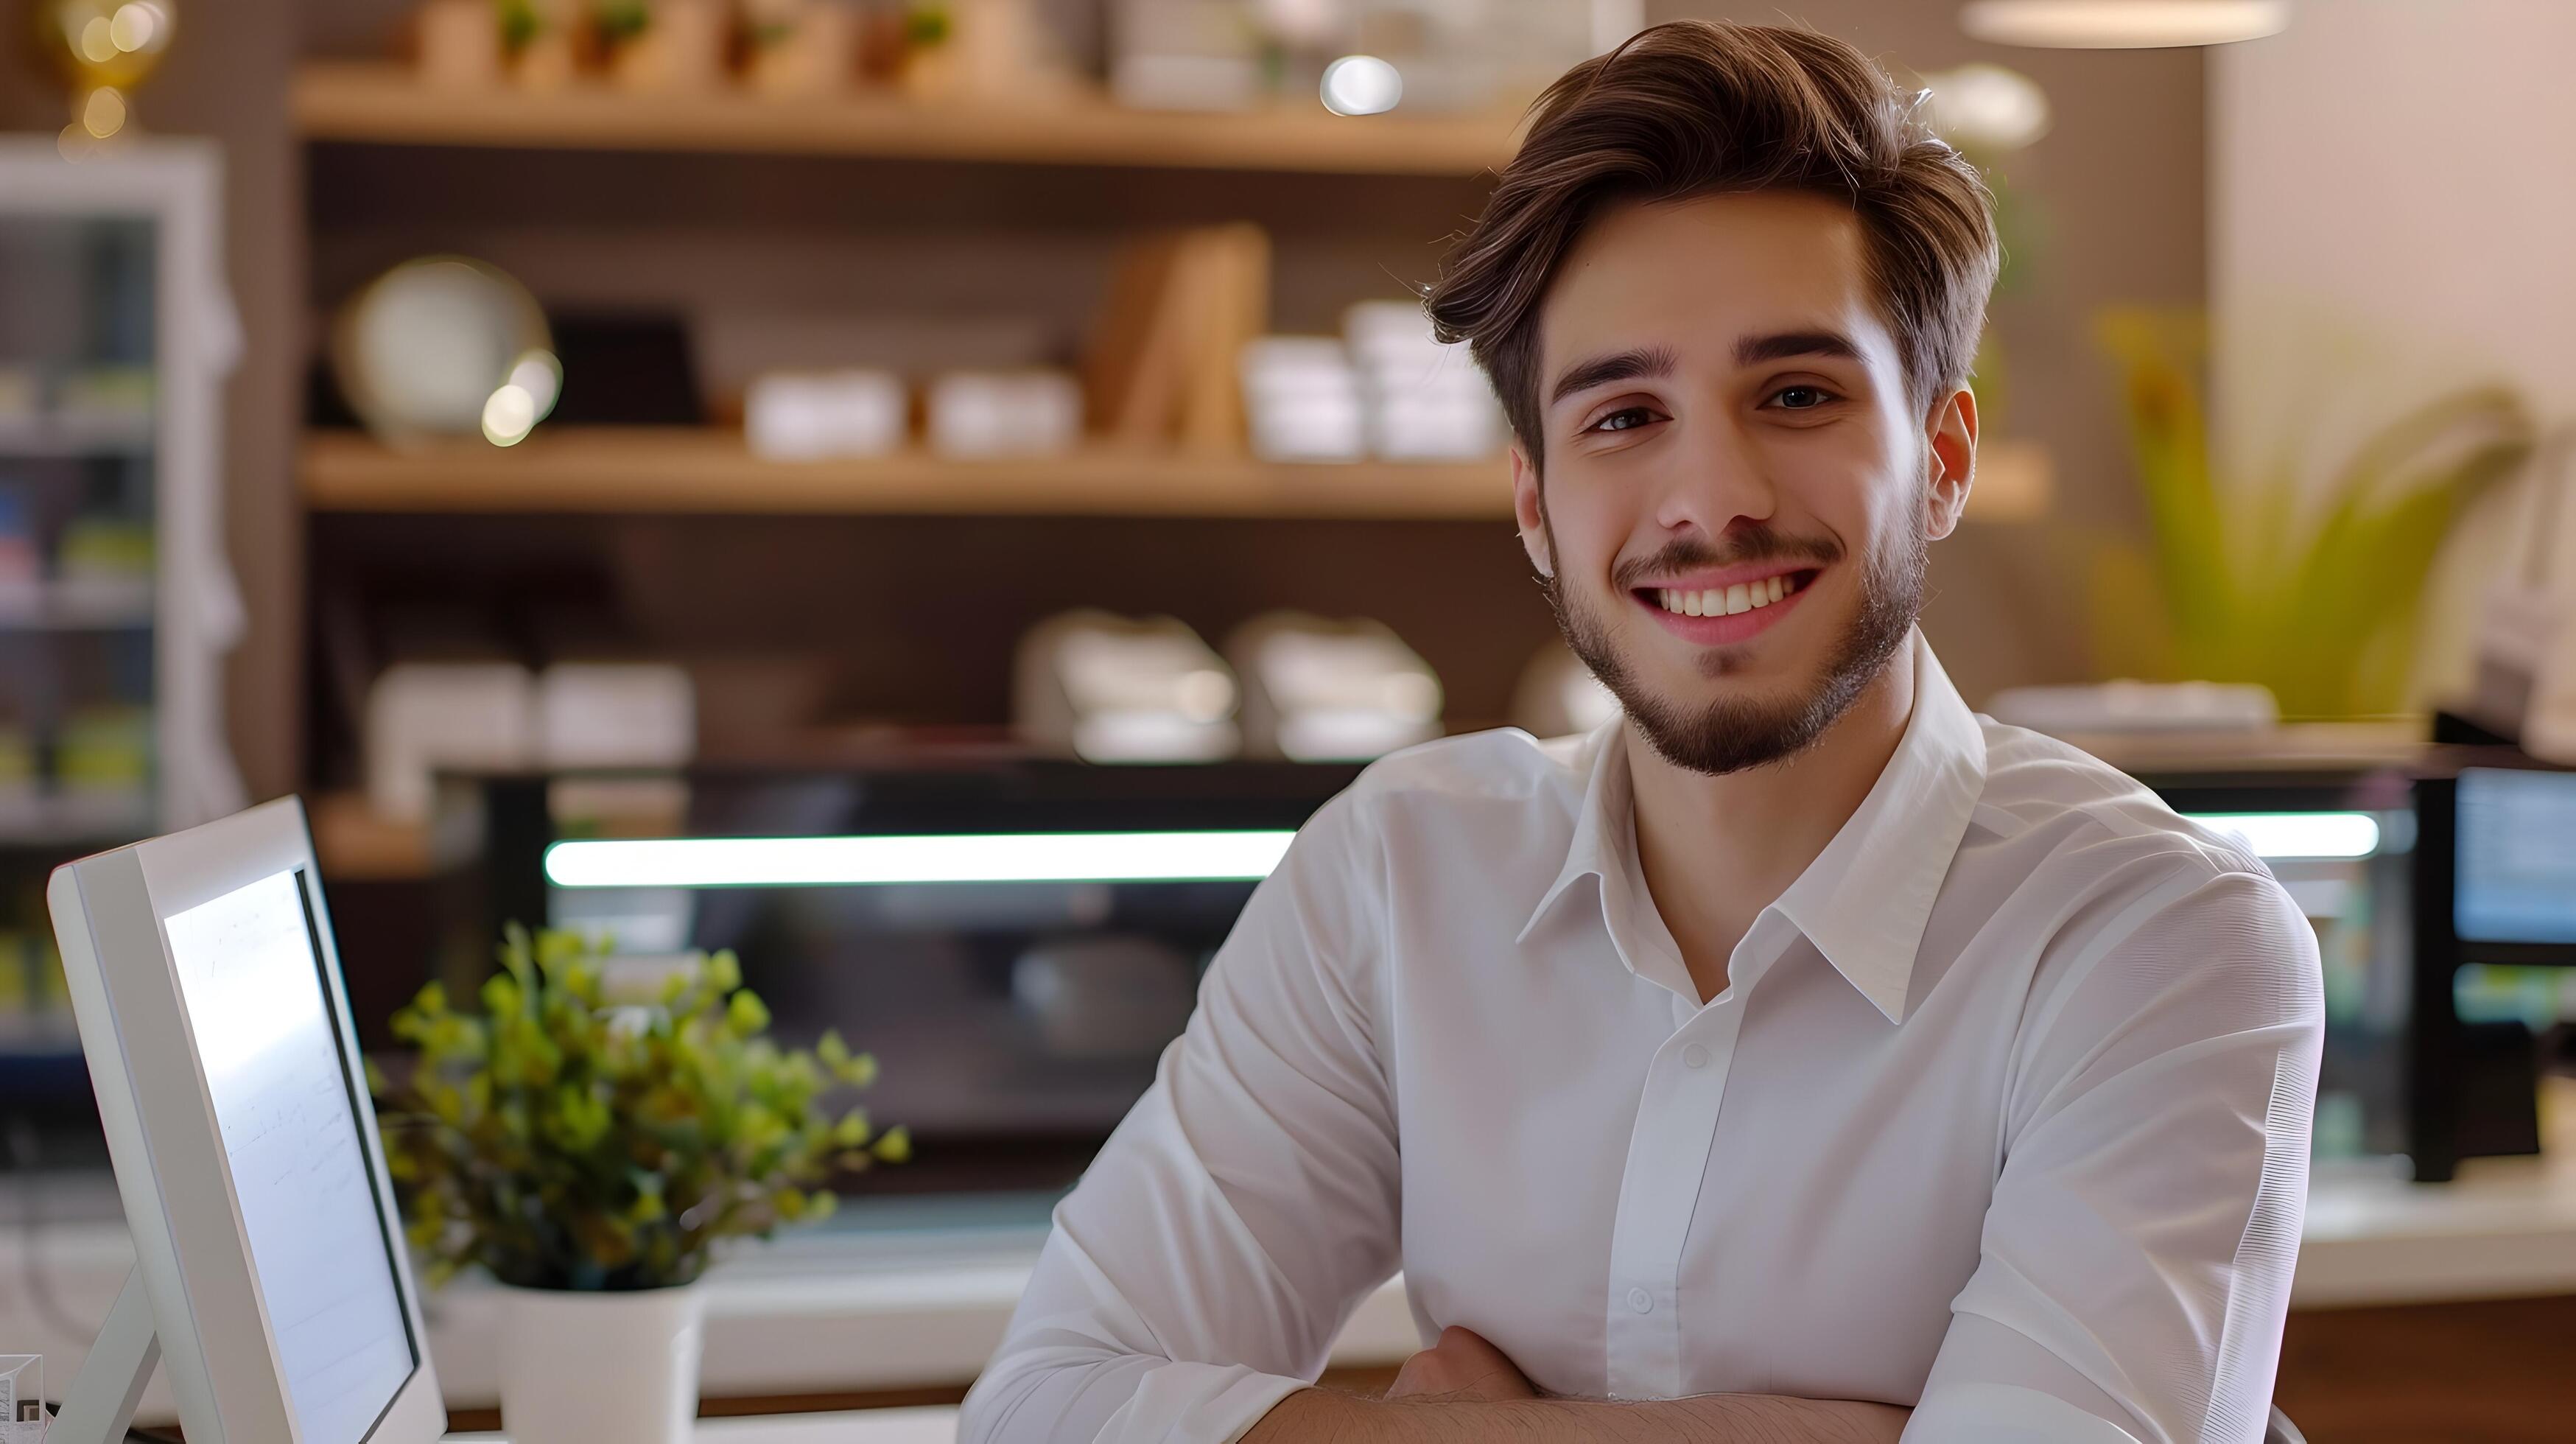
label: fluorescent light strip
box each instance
[2182,813,2381,861]
[544,831,1299,889]
[548,813,2379,889]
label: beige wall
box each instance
[2213,0,2576,706]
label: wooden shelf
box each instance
[292,62,1520,176]
[301,429,1512,520]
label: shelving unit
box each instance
[0,579,156,630]
[292,62,1520,175]
[300,428,1512,519]
[0,141,244,848]
[0,413,157,458]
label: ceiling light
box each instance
[1920,63,2052,151]
[1961,0,2287,49]
[1321,55,1403,116]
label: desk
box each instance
[8,1159,2576,1425]
[450,1406,959,1443]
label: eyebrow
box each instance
[1546,346,1677,409]
[1735,329,1864,368]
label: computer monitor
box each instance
[43,798,446,1444]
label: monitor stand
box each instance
[55,1267,157,1444]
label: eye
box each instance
[1769,385,1836,410]
[1589,407,1660,433]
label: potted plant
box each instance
[372,926,903,1444]
[596,0,726,91]
[2090,309,2536,716]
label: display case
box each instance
[0,140,244,1088]
[415,742,2506,1208]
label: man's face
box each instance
[1512,192,1975,775]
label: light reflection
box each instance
[506,349,564,421]
[110,2,164,52]
[481,383,538,446]
[82,87,129,139]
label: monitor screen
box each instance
[2455,767,2576,945]
[163,868,419,1444]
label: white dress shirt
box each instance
[961,634,2323,1444]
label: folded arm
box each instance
[1246,1328,1907,1443]
[1253,1387,1907,1443]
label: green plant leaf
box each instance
[2094,310,2533,715]
[374,928,903,1290]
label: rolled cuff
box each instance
[1098,1360,1312,1444]
[1903,1381,2147,1444]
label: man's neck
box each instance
[1626,640,1920,1003]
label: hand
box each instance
[1385,1326,1538,1403]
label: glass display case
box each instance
[0,140,243,1096]
[426,746,2482,1210]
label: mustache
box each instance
[1610,527,1844,589]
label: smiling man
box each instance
[961,21,2321,1444]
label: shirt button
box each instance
[1682,1044,1710,1069]
[1626,1287,1653,1314]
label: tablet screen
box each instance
[164,868,418,1444]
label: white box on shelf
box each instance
[364,662,537,824]
[745,370,908,460]
[1341,300,1504,460]
[537,662,697,767]
[1240,336,1365,462]
[927,371,1083,458]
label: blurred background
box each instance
[3,1,2575,1440]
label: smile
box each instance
[1630,567,1817,644]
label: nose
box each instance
[1649,413,1777,542]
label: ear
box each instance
[1924,386,1978,541]
[1509,444,1554,578]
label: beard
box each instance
[1544,514,1926,777]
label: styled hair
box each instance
[1427,21,1999,459]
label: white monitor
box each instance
[45,798,446,1444]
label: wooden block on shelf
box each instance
[1084,223,1271,455]
[311,791,432,882]
[1178,222,1269,457]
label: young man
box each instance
[962,21,2320,1444]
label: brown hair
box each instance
[1427,21,1998,460]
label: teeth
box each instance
[1654,572,1804,617]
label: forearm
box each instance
[1244,1385,1909,1443]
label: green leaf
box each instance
[2094,310,2535,716]
[373,927,903,1289]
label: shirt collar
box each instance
[1518,631,1988,1024]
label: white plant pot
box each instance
[496,1279,706,1444]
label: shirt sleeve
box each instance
[958,791,1403,1444]
[1903,867,2324,1444]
